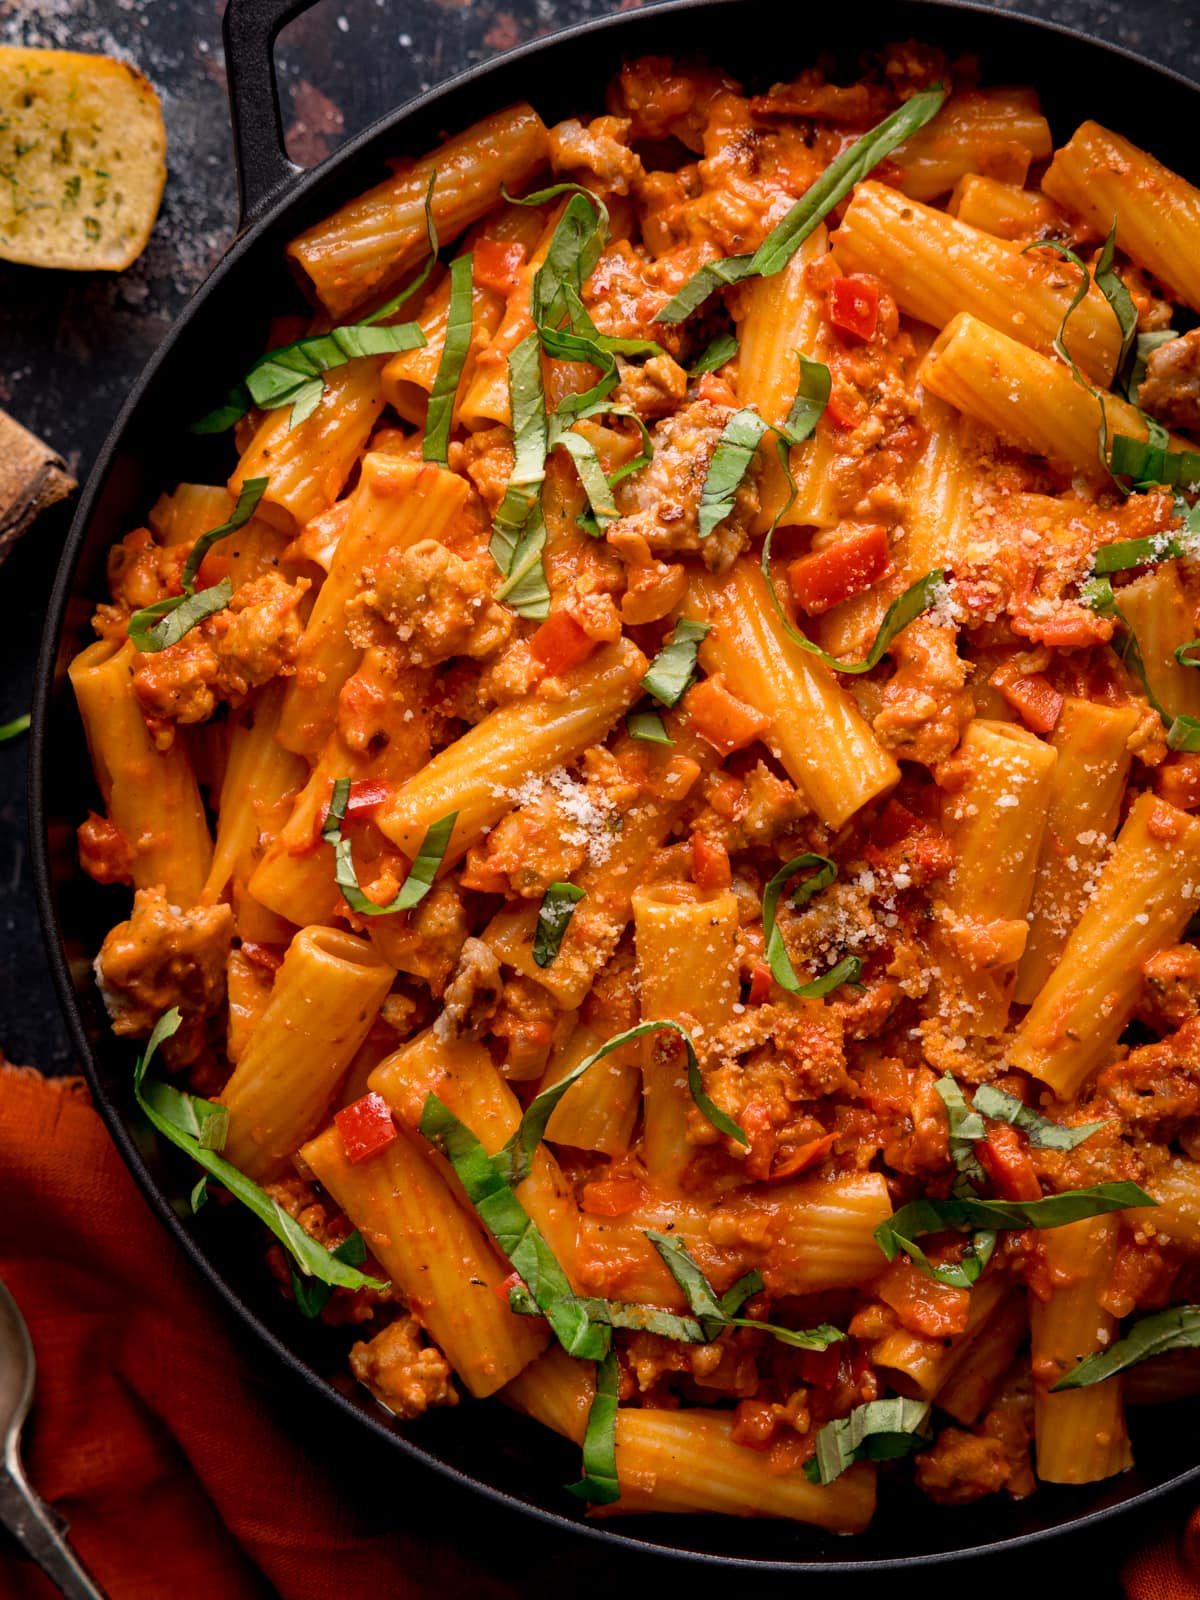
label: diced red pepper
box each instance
[829,275,880,341]
[799,1343,843,1389]
[315,778,393,836]
[691,830,732,891]
[698,371,739,408]
[1158,754,1200,811]
[873,798,921,850]
[580,1177,648,1217]
[977,1122,1041,1202]
[994,669,1064,734]
[823,385,862,430]
[767,1132,838,1182]
[474,237,526,297]
[682,674,771,756]
[529,609,597,676]
[788,526,892,615]
[494,1269,525,1303]
[747,960,773,1006]
[239,941,286,973]
[334,1092,399,1165]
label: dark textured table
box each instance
[2,0,1199,1592]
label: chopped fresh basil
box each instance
[1168,716,1200,752]
[656,84,947,324]
[423,252,474,465]
[566,1348,621,1505]
[551,425,620,529]
[490,334,551,619]
[780,353,832,447]
[645,1233,844,1351]
[190,1176,209,1214]
[641,618,711,707]
[498,1018,746,1189]
[0,713,31,744]
[875,1182,1154,1288]
[804,1398,931,1485]
[698,407,770,539]
[761,527,947,675]
[934,1073,987,1187]
[689,330,738,376]
[972,1083,1109,1151]
[192,175,437,434]
[1110,433,1200,491]
[1094,218,1139,394]
[323,778,455,916]
[626,708,672,744]
[532,882,586,968]
[419,1090,610,1361]
[129,477,269,653]
[761,854,862,1000]
[291,1230,370,1320]
[135,1010,388,1296]
[1050,1304,1200,1391]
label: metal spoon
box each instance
[0,1277,108,1598]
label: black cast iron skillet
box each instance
[28,0,1200,1573]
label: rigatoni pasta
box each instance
[70,41,1200,1528]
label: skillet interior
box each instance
[31,0,1200,1570]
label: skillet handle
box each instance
[222,0,321,230]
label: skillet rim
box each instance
[28,0,1200,1571]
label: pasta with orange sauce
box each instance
[71,41,1200,1525]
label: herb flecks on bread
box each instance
[0,45,166,271]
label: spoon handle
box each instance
[0,1457,108,1599]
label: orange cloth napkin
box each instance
[1126,1518,1200,1599]
[0,1065,522,1600]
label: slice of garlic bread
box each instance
[0,46,167,271]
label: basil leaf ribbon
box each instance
[804,1397,932,1485]
[499,1020,747,1185]
[1110,432,1200,491]
[418,1091,610,1361]
[1092,492,1200,573]
[655,83,947,324]
[689,330,738,376]
[934,1073,987,1188]
[641,618,711,707]
[972,1083,1109,1151]
[875,1181,1155,1290]
[762,854,863,1000]
[1050,1304,1200,1391]
[491,333,552,620]
[0,713,30,744]
[193,175,437,434]
[698,409,770,539]
[135,1010,388,1298]
[128,477,269,653]
[626,708,672,744]
[566,1347,621,1505]
[323,777,455,916]
[646,1234,845,1351]
[489,188,660,609]
[291,1231,370,1319]
[1023,228,1121,480]
[423,252,475,466]
[532,882,585,967]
